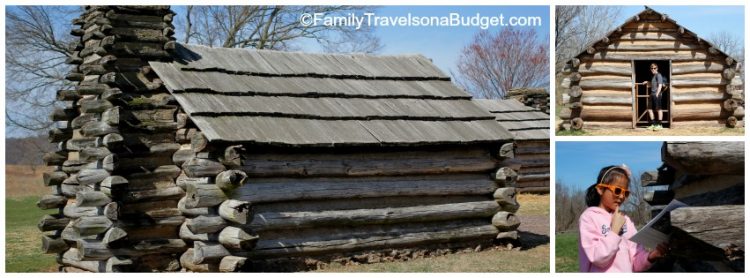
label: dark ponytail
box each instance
[585,165,630,207]
[585,184,600,207]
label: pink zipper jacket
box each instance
[578,206,652,272]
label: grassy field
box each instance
[555,231,579,272]
[5,164,549,272]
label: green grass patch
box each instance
[6,197,58,272]
[555,231,579,272]
[556,129,587,136]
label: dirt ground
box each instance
[555,119,745,136]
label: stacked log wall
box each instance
[504,140,550,193]
[41,6,186,272]
[175,142,520,272]
[559,12,744,130]
[641,141,744,272]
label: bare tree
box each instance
[6,5,385,138]
[708,31,745,79]
[5,6,79,137]
[555,6,622,73]
[178,6,382,53]
[454,28,549,99]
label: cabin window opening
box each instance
[634,60,671,128]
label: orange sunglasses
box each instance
[596,183,630,198]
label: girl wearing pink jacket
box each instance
[578,165,667,272]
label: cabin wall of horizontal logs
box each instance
[40,6,189,272]
[511,140,550,194]
[641,142,744,272]
[43,5,522,272]
[177,140,519,272]
[559,7,745,130]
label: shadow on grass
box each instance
[519,231,550,251]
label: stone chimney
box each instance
[42,6,186,272]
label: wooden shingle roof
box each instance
[150,43,513,146]
[473,99,549,141]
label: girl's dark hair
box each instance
[585,165,631,207]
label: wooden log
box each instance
[178,196,213,216]
[726,116,738,128]
[191,132,209,153]
[122,186,185,203]
[75,191,111,207]
[193,241,231,264]
[672,91,724,103]
[49,127,73,143]
[101,133,124,148]
[571,118,584,130]
[76,239,113,260]
[247,221,499,258]
[44,171,68,186]
[491,211,520,231]
[733,106,744,118]
[63,206,98,219]
[183,157,227,178]
[187,215,228,234]
[723,98,739,111]
[218,200,252,225]
[38,214,70,232]
[580,105,632,121]
[215,170,248,192]
[670,205,744,248]
[662,142,743,175]
[493,187,519,213]
[72,216,113,236]
[42,234,69,254]
[672,62,725,74]
[233,174,496,203]
[77,169,111,185]
[179,222,214,242]
[569,58,580,68]
[37,194,68,209]
[81,121,118,137]
[219,145,244,167]
[218,226,259,250]
[240,148,497,177]
[491,167,517,186]
[496,231,519,240]
[102,227,128,247]
[581,95,631,105]
[51,107,78,122]
[247,201,499,232]
[219,256,247,272]
[100,176,128,196]
[79,99,113,114]
[172,148,195,166]
[180,248,219,272]
[496,142,515,160]
[517,173,550,182]
[567,86,582,98]
[105,256,133,272]
[79,147,112,162]
[176,128,198,144]
[185,183,227,208]
[61,248,104,272]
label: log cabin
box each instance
[474,99,550,194]
[641,142,744,272]
[40,6,526,272]
[559,6,744,130]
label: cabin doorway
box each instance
[633,60,671,128]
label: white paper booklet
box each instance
[629,199,687,249]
